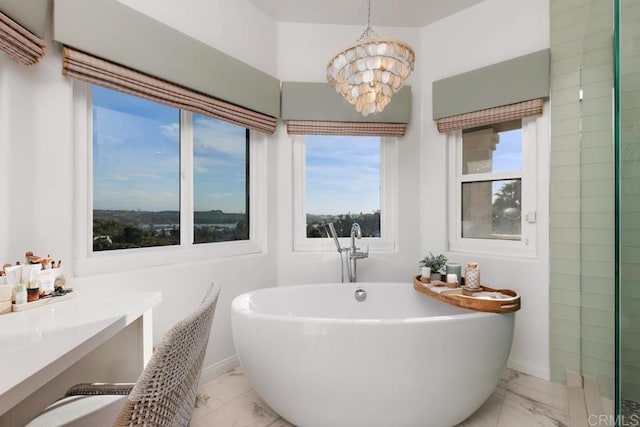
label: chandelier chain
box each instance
[358,0,378,41]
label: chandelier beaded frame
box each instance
[326,1,415,117]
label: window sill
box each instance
[448,239,536,260]
[293,237,395,253]
[74,240,263,277]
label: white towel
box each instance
[425,284,461,295]
[470,291,513,300]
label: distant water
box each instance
[141,223,237,229]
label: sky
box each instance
[92,86,247,213]
[305,135,380,215]
[488,128,522,203]
[491,129,522,173]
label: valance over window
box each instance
[0,10,45,65]
[433,49,549,133]
[281,81,411,137]
[63,47,277,133]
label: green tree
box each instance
[492,181,521,236]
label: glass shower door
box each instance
[618,0,640,420]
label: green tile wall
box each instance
[549,0,615,397]
[620,0,640,403]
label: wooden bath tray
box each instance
[413,276,520,313]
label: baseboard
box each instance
[199,355,240,385]
[507,359,550,380]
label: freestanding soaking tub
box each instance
[231,282,515,427]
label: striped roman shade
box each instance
[0,10,45,65]
[436,98,544,133]
[62,47,277,134]
[287,120,406,137]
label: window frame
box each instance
[73,82,266,276]
[291,134,397,252]
[447,116,539,258]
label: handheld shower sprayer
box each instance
[327,223,341,252]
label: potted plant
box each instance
[419,252,448,281]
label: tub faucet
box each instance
[347,223,368,282]
[324,222,368,283]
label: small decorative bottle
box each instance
[465,262,481,290]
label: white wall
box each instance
[0,0,552,393]
[418,0,551,378]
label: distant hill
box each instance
[92,209,249,251]
[93,209,245,225]
[306,212,380,238]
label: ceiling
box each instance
[246,0,485,28]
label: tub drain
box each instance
[354,288,367,302]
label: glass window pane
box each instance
[92,86,180,251]
[463,121,522,175]
[462,179,521,240]
[193,114,249,244]
[305,135,381,238]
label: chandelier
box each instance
[326,0,415,117]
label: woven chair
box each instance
[27,283,220,427]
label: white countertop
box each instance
[0,287,161,415]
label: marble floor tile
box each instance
[498,390,568,427]
[190,400,214,424]
[267,417,296,427]
[192,367,569,427]
[456,391,505,427]
[501,368,519,382]
[200,367,252,405]
[190,391,279,427]
[494,379,509,398]
[508,371,567,400]
[507,380,568,413]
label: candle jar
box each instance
[445,263,462,284]
[420,267,431,283]
[446,273,458,288]
[465,264,481,289]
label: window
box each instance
[293,134,397,252]
[448,117,539,257]
[74,83,263,274]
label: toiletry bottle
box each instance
[15,284,27,305]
